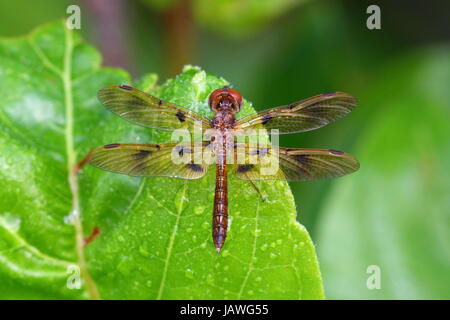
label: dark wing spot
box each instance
[262,114,272,125]
[186,163,203,172]
[296,154,309,164]
[134,149,152,160]
[158,99,163,106]
[176,111,186,122]
[251,148,270,157]
[131,162,148,174]
[104,143,120,149]
[329,149,344,155]
[237,164,254,173]
[119,85,133,90]
[259,148,269,156]
[175,145,192,157]
[156,144,161,150]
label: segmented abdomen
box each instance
[212,162,228,253]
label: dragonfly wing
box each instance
[88,142,210,179]
[98,85,212,132]
[234,92,356,134]
[233,144,359,181]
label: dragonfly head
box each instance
[209,86,243,113]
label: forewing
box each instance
[234,144,359,181]
[234,92,356,134]
[98,85,212,131]
[88,143,209,179]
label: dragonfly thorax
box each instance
[212,110,236,129]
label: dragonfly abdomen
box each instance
[213,163,228,253]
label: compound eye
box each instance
[227,88,243,108]
[208,88,225,107]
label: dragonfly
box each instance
[87,84,359,253]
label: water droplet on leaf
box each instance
[185,268,194,279]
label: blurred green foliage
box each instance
[318,48,450,299]
[140,0,180,11]
[194,0,306,37]
[140,0,307,37]
[0,0,448,299]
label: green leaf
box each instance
[0,21,323,299]
[316,47,450,299]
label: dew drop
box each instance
[0,213,21,232]
[201,221,209,230]
[185,268,194,279]
[221,250,230,257]
[139,245,150,257]
[260,243,268,251]
[117,258,132,276]
[146,280,153,288]
[63,209,78,225]
[194,205,207,215]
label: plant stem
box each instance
[163,0,196,76]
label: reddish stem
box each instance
[84,227,101,247]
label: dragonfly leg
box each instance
[245,174,267,202]
[74,149,94,175]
